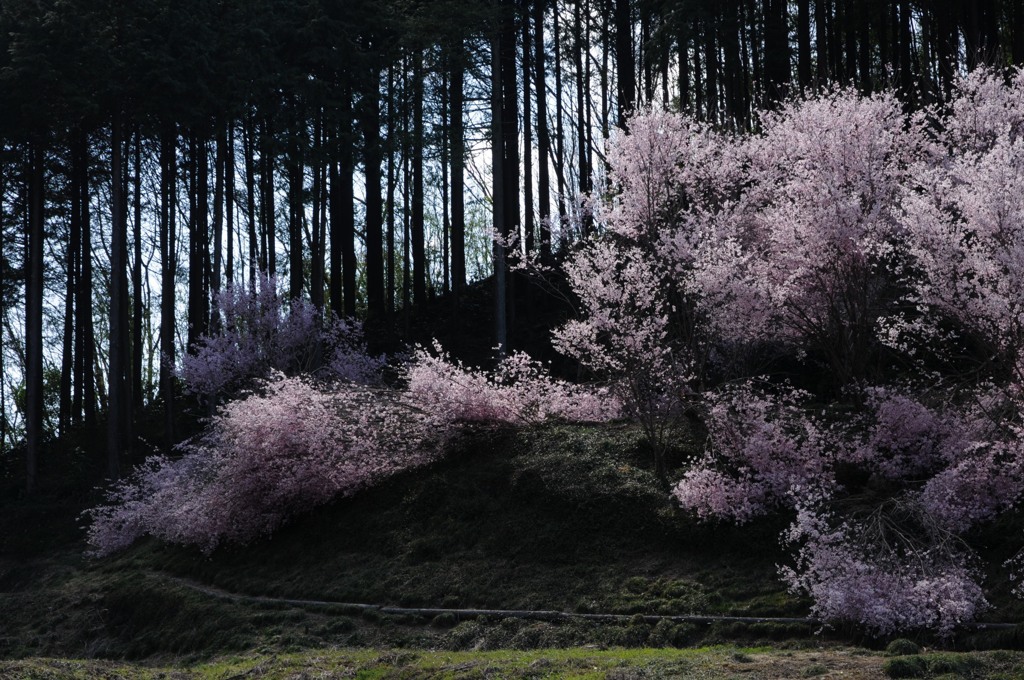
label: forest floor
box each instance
[3,422,1024,678]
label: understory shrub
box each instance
[86,374,445,555]
[179,275,385,397]
[405,342,622,426]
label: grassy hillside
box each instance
[2,420,1023,668]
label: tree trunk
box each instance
[615,0,635,123]
[441,69,450,294]
[60,141,78,436]
[80,133,97,427]
[492,28,507,357]
[534,0,552,260]
[798,0,812,91]
[451,46,467,294]
[226,122,235,287]
[288,102,304,302]
[26,140,45,493]
[311,113,325,312]
[703,15,719,122]
[160,124,177,453]
[213,123,225,318]
[132,128,144,416]
[187,133,209,350]
[244,114,258,285]
[340,86,358,318]
[108,110,128,480]
[500,0,519,330]
[898,0,913,102]
[412,52,427,307]
[575,0,589,197]
[362,67,386,341]
[386,66,397,320]
[260,116,276,278]
[523,7,535,255]
[554,2,568,228]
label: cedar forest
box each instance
[6,0,1024,645]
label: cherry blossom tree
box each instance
[406,342,621,426]
[179,275,385,398]
[86,374,444,555]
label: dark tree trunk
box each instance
[615,0,635,122]
[450,46,467,294]
[678,28,691,111]
[858,4,872,92]
[260,116,276,278]
[311,116,325,313]
[340,88,357,318]
[815,0,829,84]
[534,0,552,260]
[575,0,591,199]
[441,69,450,293]
[1014,0,1024,65]
[934,1,954,98]
[723,0,744,129]
[187,133,209,350]
[898,0,913,102]
[362,69,386,339]
[386,67,397,320]
[225,122,235,287]
[79,133,97,427]
[243,114,258,285]
[213,124,225,317]
[108,110,128,480]
[160,124,177,453]
[492,28,507,356]
[798,0,812,90]
[554,3,568,226]
[703,15,719,122]
[60,143,78,436]
[288,104,304,302]
[763,0,790,105]
[523,7,535,255]
[132,128,144,416]
[26,140,45,494]
[412,52,427,306]
[500,0,520,328]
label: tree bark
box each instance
[533,0,552,260]
[288,101,305,302]
[798,0,812,91]
[412,52,427,306]
[160,124,177,454]
[615,0,635,123]
[80,132,97,427]
[492,27,507,357]
[451,45,467,294]
[132,128,144,416]
[362,67,386,341]
[108,110,128,480]
[26,140,45,493]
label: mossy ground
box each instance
[2,421,1023,674]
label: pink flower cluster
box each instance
[405,342,622,426]
[781,507,988,637]
[673,383,835,522]
[85,374,444,555]
[579,71,1024,634]
[179,275,385,396]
